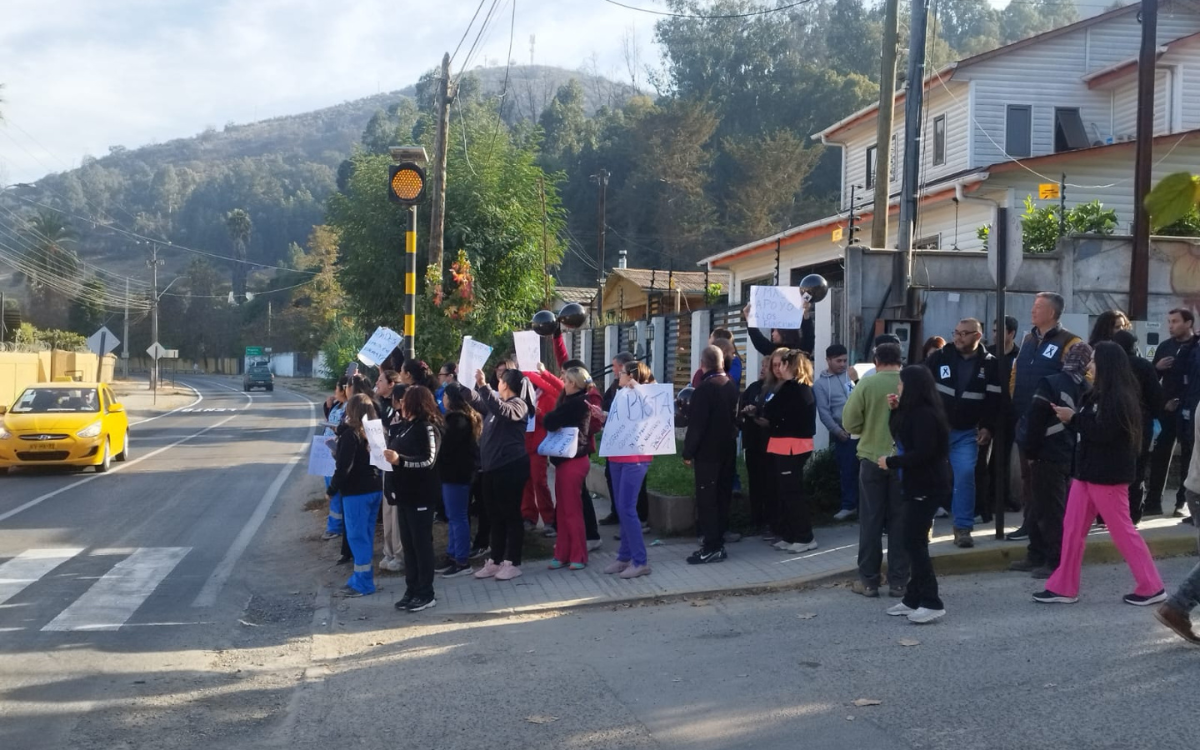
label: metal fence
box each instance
[664,312,693,391]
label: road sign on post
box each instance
[245,346,263,357]
[87,326,120,357]
[147,342,168,360]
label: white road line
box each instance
[127,382,203,426]
[192,391,315,608]
[43,547,190,632]
[182,378,253,408]
[0,548,85,605]
[0,413,239,524]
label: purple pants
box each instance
[610,460,651,566]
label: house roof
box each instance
[1084,30,1200,89]
[815,4,1143,142]
[985,127,1200,175]
[552,286,596,305]
[608,267,729,294]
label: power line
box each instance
[601,0,815,19]
[0,207,153,292]
[450,0,492,64]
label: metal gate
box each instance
[617,323,637,358]
[589,327,606,376]
[664,313,693,390]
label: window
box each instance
[1006,105,1032,158]
[890,132,900,184]
[933,115,946,166]
[865,144,877,189]
[1054,108,1089,152]
[913,234,941,250]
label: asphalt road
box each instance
[0,376,318,749]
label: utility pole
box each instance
[267,300,273,353]
[872,0,900,250]
[428,53,455,275]
[592,169,609,319]
[993,206,1010,541]
[147,244,163,395]
[895,0,930,316]
[122,278,130,378]
[1130,0,1158,320]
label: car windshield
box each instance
[250,367,271,375]
[11,388,101,414]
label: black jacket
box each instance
[925,344,1001,432]
[763,379,816,440]
[683,370,738,462]
[1153,334,1198,402]
[748,316,815,358]
[327,425,380,498]
[543,390,592,465]
[461,383,531,473]
[738,379,769,454]
[1024,372,1089,465]
[885,404,952,500]
[439,411,478,485]
[1070,392,1139,485]
[1128,353,1165,451]
[385,418,442,507]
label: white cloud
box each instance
[0,0,661,182]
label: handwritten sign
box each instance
[514,330,541,372]
[748,285,806,330]
[306,435,338,477]
[363,418,392,473]
[599,383,676,457]
[459,336,493,381]
[357,326,402,367]
[538,427,579,458]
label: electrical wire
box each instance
[0,206,153,292]
[450,0,491,64]
[601,0,815,19]
[487,0,518,158]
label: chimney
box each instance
[618,248,628,269]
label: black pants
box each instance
[1027,460,1070,567]
[745,448,772,529]
[773,452,813,544]
[471,475,490,551]
[695,453,736,552]
[1129,442,1151,524]
[1147,414,1182,510]
[398,503,435,600]
[858,459,908,588]
[482,457,531,566]
[605,461,649,523]
[1180,424,1194,511]
[901,495,944,611]
[580,483,600,541]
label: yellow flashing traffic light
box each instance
[388,163,427,205]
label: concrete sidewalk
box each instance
[325,501,1198,619]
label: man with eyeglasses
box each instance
[435,362,457,413]
[925,318,1002,548]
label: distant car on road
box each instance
[244,365,274,392]
[0,382,131,474]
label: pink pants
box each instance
[1047,479,1164,598]
[552,457,590,565]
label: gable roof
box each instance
[552,286,597,305]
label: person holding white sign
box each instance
[763,349,819,554]
[384,386,443,613]
[742,297,815,359]
[606,362,657,579]
[541,367,596,570]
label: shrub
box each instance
[319,323,366,388]
[804,448,843,517]
[1021,197,1118,254]
[1158,208,1200,238]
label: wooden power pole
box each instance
[1129,0,1157,320]
[428,53,455,275]
[872,0,900,250]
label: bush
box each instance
[319,323,366,388]
[1065,199,1118,235]
[1021,197,1118,254]
[1158,208,1200,238]
[803,448,843,517]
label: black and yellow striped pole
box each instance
[387,147,428,360]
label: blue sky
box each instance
[0,0,660,183]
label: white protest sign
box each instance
[357,326,402,367]
[306,435,338,477]
[599,383,676,457]
[538,427,580,458]
[747,285,805,330]
[363,418,392,473]
[458,336,493,381]
[513,330,541,372]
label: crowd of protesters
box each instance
[314,290,1200,644]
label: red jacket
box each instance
[523,370,564,449]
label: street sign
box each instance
[1038,183,1061,200]
[831,227,844,242]
[245,346,264,357]
[164,349,180,359]
[87,326,120,357]
[147,342,169,360]
[986,209,1024,285]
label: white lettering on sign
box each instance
[357,326,403,367]
[458,336,493,381]
[599,383,677,457]
[306,436,337,477]
[363,418,392,473]
[747,286,805,330]
[513,331,541,372]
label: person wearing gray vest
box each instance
[1008,292,1082,542]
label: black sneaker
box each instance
[394,593,415,611]
[1032,589,1078,604]
[1183,516,1195,526]
[469,546,491,559]
[1030,565,1055,580]
[687,547,728,565]
[406,595,437,612]
[434,558,456,575]
[599,514,620,526]
[441,562,473,578]
[1005,526,1029,542]
[336,554,353,565]
[1008,557,1039,572]
[1123,589,1168,606]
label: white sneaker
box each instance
[934,507,949,518]
[787,540,818,553]
[379,557,403,572]
[772,540,791,551]
[887,602,916,617]
[907,607,946,624]
[832,509,856,521]
[587,539,603,551]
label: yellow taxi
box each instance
[0,382,131,474]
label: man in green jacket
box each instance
[842,342,909,597]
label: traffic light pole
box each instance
[405,205,417,360]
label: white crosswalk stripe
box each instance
[41,547,191,632]
[0,548,86,606]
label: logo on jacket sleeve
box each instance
[939,365,951,380]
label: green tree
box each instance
[271,225,344,356]
[720,130,824,243]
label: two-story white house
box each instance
[700,2,1200,299]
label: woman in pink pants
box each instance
[1034,342,1166,606]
